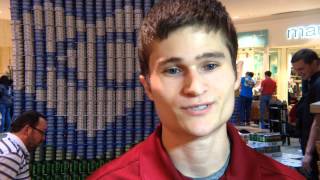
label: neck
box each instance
[162,124,230,178]
[12,132,28,148]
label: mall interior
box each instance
[0,0,320,179]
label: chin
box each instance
[186,121,224,137]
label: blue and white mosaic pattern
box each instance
[10,0,159,161]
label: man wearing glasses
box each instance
[0,111,47,179]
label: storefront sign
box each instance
[287,24,320,40]
[237,30,268,48]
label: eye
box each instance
[202,63,218,71]
[163,66,182,75]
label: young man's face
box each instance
[292,59,318,80]
[140,27,240,138]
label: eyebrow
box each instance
[195,52,225,60]
[158,57,182,67]
[158,51,226,67]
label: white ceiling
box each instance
[0,0,320,20]
[219,0,320,21]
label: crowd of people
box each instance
[237,70,277,129]
[236,49,320,179]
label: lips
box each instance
[181,102,214,115]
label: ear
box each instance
[234,60,243,90]
[20,125,32,137]
[139,75,154,101]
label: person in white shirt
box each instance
[0,111,47,180]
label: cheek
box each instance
[206,72,235,92]
[151,77,182,99]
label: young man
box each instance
[89,0,304,179]
[291,48,320,179]
[239,72,255,125]
[0,111,47,179]
[259,71,277,129]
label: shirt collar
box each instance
[140,123,261,179]
[222,123,261,179]
[7,132,30,156]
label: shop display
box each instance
[247,132,282,155]
[246,132,302,168]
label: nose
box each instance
[182,70,207,97]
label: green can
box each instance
[55,161,62,173]
[30,163,37,176]
[72,160,79,173]
[62,160,69,173]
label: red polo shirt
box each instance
[261,78,277,95]
[88,123,304,180]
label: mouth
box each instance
[181,102,214,115]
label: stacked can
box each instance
[11,0,24,119]
[65,0,77,160]
[55,1,67,160]
[133,0,143,32]
[132,0,144,145]
[152,104,160,130]
[133,82,144,144]
[143,0,152,16]
[34,1,47,119]
[105,89,115,160]
[76,83,87,160]
[143,95,153,138]
[124,0,135,151]
[28,0,44,162]
[66,123,76,160]
[23,0,35,112]
[44,0,57,161]
[95,0,106,159]
[45,109,56,161]
[56,116,66,160]
[76,129,86,160]
[115,0,126,158]
[76,0,87,160]
[104,0,116,160]
[33,144,45,162]
[132,51,144,145]
[86,0,97,160]
[76,84,87,160]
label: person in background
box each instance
[89,0,304,179]
[239,72,255,126]
[291,48,320,180]
[259,71,277,129]
[0,111,47,179]
[0,75,13,132]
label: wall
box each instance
[0,19,12,75]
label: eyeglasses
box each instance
[31,126,46,136]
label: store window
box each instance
[238,48,264,81]
[269,48,280,77]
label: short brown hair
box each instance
[11,111,46,133]
[138,0,238,77]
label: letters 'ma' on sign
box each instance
[287,24,320,40]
